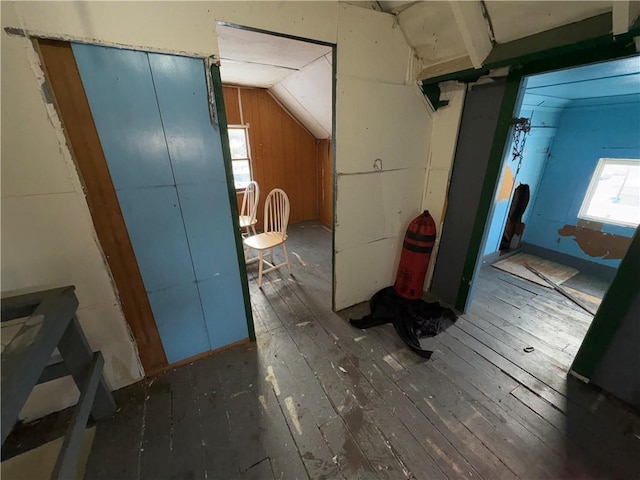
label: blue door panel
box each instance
[198,277,248,350]
[72,44,175,189]
[147,54,228,186]
[75,44,249,364]
[147,282,210,363]
[116,187,196,292]
[150,54,249,343]
[177,184,239,282]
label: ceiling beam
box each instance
[613,0,640,35]
[448,0,493,69]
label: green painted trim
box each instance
[421,83,449,110]
[485,13,614,67]
[331,44,337,312]
[421,67,489,88]
[210,62,256,342]
[511,44,639,78]
[571,228,640,378]
[454,74,522,311]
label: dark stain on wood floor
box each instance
[11,222,640,479]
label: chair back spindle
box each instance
[240,181,259,224]
[264,188,290,238]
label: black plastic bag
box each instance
[349,287,457,359]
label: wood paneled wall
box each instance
[318,139,333,227]
[223,86,323,230]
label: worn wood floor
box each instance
[83,222,640,480]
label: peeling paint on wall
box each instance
[558,224,632,260]
[496,165,514,201]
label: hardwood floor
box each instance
[80,221,639,479]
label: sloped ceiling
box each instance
[217,24,332,139]
[348,1,628,80]
[525,55,640,101]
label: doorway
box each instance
[215,22,337,324]
[470,55,640,368]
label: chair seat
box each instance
[239,215,257,228]
[244,232,287,250]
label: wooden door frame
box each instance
[37,39,168,374]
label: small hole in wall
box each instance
[373,159,383,171]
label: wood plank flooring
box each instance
[79,221,639,479]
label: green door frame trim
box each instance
[210,61,256,341]
[455,72,523,311]
[570,228,640,379]
[331,44,338,312]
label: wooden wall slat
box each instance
[318,139,333,228]
[224,86,320,229]
[222,87,242,125]
[38,40,167,373]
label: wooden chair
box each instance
[244,188,292,287]
[239,181,259,238]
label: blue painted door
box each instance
[73,44,249,363]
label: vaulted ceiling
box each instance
[217,24,332,139]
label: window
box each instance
[578,158,640,227]
[228,126,252,190]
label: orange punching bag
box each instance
[394,210,436,299]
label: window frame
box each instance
[578,157,640,228]
[227,124,253,192]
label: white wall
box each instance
[1,1,150,420]
[2,0,435,418]
[421,82,467,291]
[333,5,433,309]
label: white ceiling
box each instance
[217,24,333,139]
[484,1,611,44]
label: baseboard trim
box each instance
[146,338,251,377]
[520,243,618,282]
[481,248,521,266]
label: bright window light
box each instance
[578,158,640,227]
[227,126,252,190]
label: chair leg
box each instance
[258,251,264,288]
[283,243,292,275]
